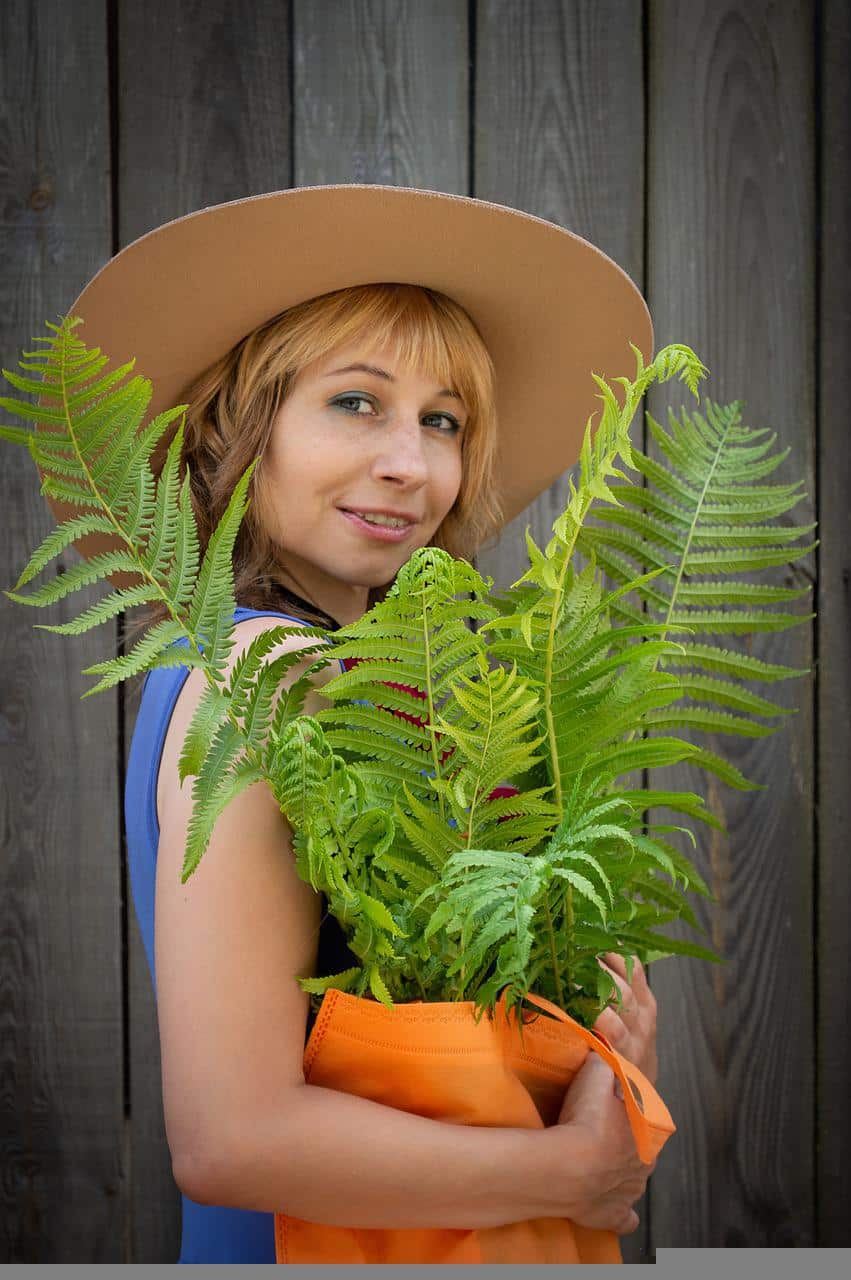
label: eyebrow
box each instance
[323,362,462,402]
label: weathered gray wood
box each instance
[118,0,294,1260]
[472,0,648,1260]
[1,0,838,1259]
[295,0,468,190]
[119,0,294,241]
[816,0,851,1248]
[0,0,122,1262]
[646,0,816,1248]
[474,0,647,591]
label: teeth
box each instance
[353,511,410,528]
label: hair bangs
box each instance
[133,281,504,645]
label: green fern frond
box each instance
[182,720,260,881]
[573,396,814,790]
[2,320,814,1024]
[392,783,462,874]
[297,967,363,998]
[1,317,213,694]
[661,641,810,683]
[34,583,164,634]
[431,658,550,841]
[315,549,497,825]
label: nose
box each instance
[370,416,430,488]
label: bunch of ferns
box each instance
[0,317,815,1027]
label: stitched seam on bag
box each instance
[327,1028,497,1055]
[335,1000,495,1026]
[504,1050,583,1077]
[276,1211,288,1262]
[503,1013,573,1045]
[329,1026,499,1053]
[304,990,338,1079]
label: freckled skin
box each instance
[258,341,465,627]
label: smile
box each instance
[339,509,416,542]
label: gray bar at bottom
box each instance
[657,1247,851,1280]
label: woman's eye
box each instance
[331,394,461,434]
[333,394,374,416]
[422,413,462,435]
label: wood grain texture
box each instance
[816,0,851,1248]
[118,0,293,242]
[473,0,646,588]
[471,0,648,1260]
[295,0,468,190]
[117,0,293,1260]
[0,0,122,1262]
[645,0,817,1248]
[1,0,839,1258]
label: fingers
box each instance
[599,952,649,1014]
[618,1209,640,1236]
[593,1004,630,1050]
[624,953,651,1000]
[595,963,638,1043]
[593,953,658,1084]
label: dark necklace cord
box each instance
[266,580,342,632]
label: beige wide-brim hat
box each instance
[40,183,653,568]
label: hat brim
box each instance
[39,183,653,567]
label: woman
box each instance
[57,186,659,1262]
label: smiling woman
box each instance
[53,184,660,1265]
[256,331,473,627]
[129,282,502,642]
[120,280,510,1263]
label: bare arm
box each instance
[156,618,652,1233]
[186,1081,576,1229]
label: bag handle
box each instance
[521,990,675,1164]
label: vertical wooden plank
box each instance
[117,0,293,1260]
[0,0,122,1262]
[295,0,468,191]
[474,0,646,592]
[472,1,648,1260]
[119,0,293,241]
[646,0,816,1248]
[817,0,851,1247]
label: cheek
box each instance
[444,456,463,506]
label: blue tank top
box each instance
[124,606,355,1263]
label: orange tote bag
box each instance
[274,988,675,1264]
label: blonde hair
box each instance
[135,282,503,638]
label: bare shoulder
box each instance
[152,613,341,1187]
[156,613,339,833]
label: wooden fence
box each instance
[1,0,847,1261]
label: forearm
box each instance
[188,1082,575,1229]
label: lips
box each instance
[340,507,416,524]
[339,508,416,541]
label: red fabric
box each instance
[339,655,521,811]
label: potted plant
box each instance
[0,317,815,1263]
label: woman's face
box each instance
[259,339,467,625]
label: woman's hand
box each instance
[544,1053,657,1235]
[592,953,658,1086]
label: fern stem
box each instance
[540,493,593,996]
[659,417,729,634]
[544,893,565,1006]
[325,811,360,888]
[455,665,498,994]
[421,603,446,826]
[622,404,733,748]
[412,965,427,1001]
[55,329,267,782]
